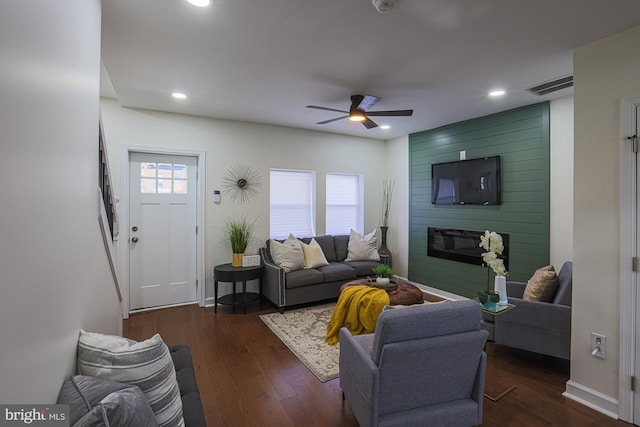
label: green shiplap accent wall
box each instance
[409,102,550,298]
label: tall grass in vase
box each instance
[225,216,256,267]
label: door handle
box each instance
[131,237,139,243]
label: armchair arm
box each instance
[472,352,487,422]
[506,281,526,299]
[499,297,571,330]
[339,329,379,426]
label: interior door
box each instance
[129,152,198,310]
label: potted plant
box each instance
[225,216,256,267]
[477,230,508,309]
[372,264,394,286]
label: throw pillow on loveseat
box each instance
[76,330,184,427]
[58,375,157,427]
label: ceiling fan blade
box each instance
[317,115,348,125]
[306,105,349,114]
[357,95,381,111]
[366,109,414,117]
[362,117,378,129]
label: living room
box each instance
[2,0,640,426]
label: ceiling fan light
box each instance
[349,109,366,122]
[187,0,211,6]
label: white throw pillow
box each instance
[301,238,329,269]
[269,234,304,272]
[346,229,380,262]
[77,330,184,427]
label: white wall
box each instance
[550,96,574,268]
[0,1,122,403]
[571,24,640,411]
[99,99,388,303]
[385,135,409,278]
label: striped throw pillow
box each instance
[77,330,184,427]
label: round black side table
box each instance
[213,263,264,314]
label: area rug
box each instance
[259,303,339,382]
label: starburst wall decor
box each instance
[221,164,262,204]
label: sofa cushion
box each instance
[343,260,380,276]
[77,330,184,427]
[523,265,559,302]
[317,262,357,282]
[334,235,350,261]
[301,238,329,269]
[58,375,156,427]
[313,235,338,262]
[285,268,325,289]
[269,234,304,272]
[346,229,380,262]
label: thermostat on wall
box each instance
[242,255,261,267]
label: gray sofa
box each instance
[482,261,572,360]
[260,234,383,313]
[58,344,206,427]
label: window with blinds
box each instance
[326,173,363,235]
[270,169,316,239]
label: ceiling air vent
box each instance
[527,75,573,96]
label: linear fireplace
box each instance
[427,227,509,269]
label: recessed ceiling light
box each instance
[187,0,211,7]
[380,125,390,130]
[172,92,187,99]
[489,90,506,97]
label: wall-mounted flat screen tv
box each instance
[431,156,501,205]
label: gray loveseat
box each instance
[482,261,572,360]
[58,344,206,427]
[260,234,383,313]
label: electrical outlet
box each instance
[591,333,606,359]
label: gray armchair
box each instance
[490,261,572,360]
[339,300,489,427]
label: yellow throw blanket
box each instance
[325,285,390,345]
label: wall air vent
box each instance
[527,75,573,96]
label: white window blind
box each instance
[270,169,315,239]
[326,173,363,235]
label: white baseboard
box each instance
[563,380,619,419]
[128,301,199,314]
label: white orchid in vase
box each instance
[478,230,508,304]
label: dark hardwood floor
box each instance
[124,303,630,427]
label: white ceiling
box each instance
[101,0,640,140]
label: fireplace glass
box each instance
[427,227,509,270]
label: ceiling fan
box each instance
[306,95,413,129]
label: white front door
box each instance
[129,152,198,310]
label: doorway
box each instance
[121,147,206,315]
